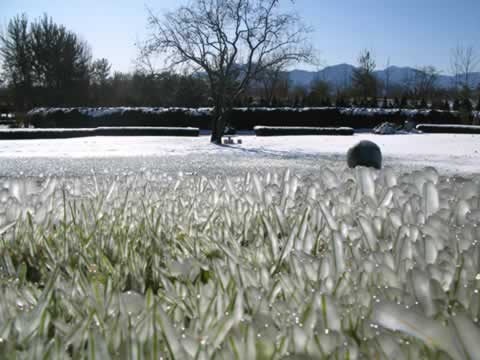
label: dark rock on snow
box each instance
[347,140,382,169]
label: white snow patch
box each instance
[0,134,478,173]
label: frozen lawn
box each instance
[0,133,479,175]
[0,133,479,358]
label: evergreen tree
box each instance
[1,14,93,108]
[400,96,408,109]
[476,97,480,111]
[0,14,33,111]
[30,15,92,106]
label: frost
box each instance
[0,165,479,357]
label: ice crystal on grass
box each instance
[0,166,479,359]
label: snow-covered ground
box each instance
[0,133,478,176]
[1,132,479,358]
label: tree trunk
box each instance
[211,113,228,144]
[210,100,229,144]
[210,105,221,144]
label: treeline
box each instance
[0,14,210,111]
[1,14,480,123]
[286,50,480,124]
[27,107,465,130]
[0,14,91,110]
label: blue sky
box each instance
[2,0,479,74]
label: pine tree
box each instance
[476,97,480,111]
[0,14,33,110]
[400,96,408,109]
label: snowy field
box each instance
[0,133,479,176]
[0,133,480,358]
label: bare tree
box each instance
[257,64,289,105]
[383,57,391,97]
[143,0,313,143]
[450,45,479,90]
[406,66,439,101]
[352,49,377,101]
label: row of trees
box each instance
[0,14,92,110]
[2,14,479,112]
[2,0,314,143]
[1,1,480,141]
[0,14,213,110]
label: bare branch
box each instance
[142,0,314,143]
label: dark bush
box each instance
[0,129,94,139]
[416,124,480,134]
[27,108,211,129]
[0,127,200,140]
[254,126,354,136]
[94,127,200,137]
[26,107,465,130]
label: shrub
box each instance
[416,124,480,134]
[26,107,465,130]
[0,127,200,139]
[254,126,354,136]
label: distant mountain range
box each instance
[287,63,480,90]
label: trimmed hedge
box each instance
[0,127,200,140]
[416,124,480,134]
[27,107,469,130]
[94,127,199,137]
[254,126,354,136]
[0,129,94,140]
[27,108,211,129]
